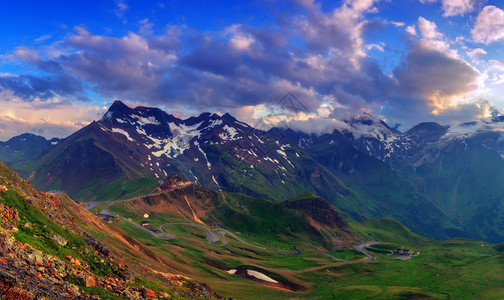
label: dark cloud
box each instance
[373,40,481,125]
[180,36,243,77]
[0,0,485,130]
[393,42,479,101]
[2,1,375,114]
[0,74,86,102]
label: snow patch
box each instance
[219,125,239,141]
[208,119,223,127]
[246,270,278,283]
[111,128,135,142]
[212,175,219,186]
[132,114,160,126]
[150,121,203,158]
[276,149,295,169]
[195,141,211,169]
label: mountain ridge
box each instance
[9,100,504,243]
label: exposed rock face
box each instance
[0,222,87,299]
[283,197,349,230]
[155,175,192,193]
[83,232,111,257]
[85,277,95,287]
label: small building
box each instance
[95,214,115,222]
[393,248,411,256]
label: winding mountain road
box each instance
[160,223,221,245]
[99,199,175,240]
[159,223,348,262]
[86,186,378,264]
[353,241,379,261]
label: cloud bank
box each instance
[0,0,502,138]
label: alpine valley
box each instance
[3,101,504,298]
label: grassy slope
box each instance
[337,219,504,299]
[0,189,115,275]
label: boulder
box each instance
[85,277,96,287]
[51,234,69,247]
[141,287,156,298]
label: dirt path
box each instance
[160,223,222,245]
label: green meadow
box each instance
[107,197,504,299]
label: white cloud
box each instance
[389,21,405,27]
[114,0,129,21]
[416,17,457,57]
[34,35,52,43]
[224,25,256,51]
[419,0,479,17]
[285,117,352,135]
[476,60,504,104]
[441,0,478,17]
[0,99,106,140]
[472,5,504,45]
[406,25,417,36]
[418,17,443,40]
[467,48,487,61]
[366,43,384,52]
[386,15,482,122]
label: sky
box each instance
[1,0,504,140]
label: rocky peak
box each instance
[103,100,133,119]
[406,122,448,143]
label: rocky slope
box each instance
[0,162,218,299]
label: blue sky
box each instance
[1,0,504,139]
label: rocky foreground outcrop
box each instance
[0,162,218,299]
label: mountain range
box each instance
[8,100,504,243]
[0,133,60,164]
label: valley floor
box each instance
[83,198,504,300]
